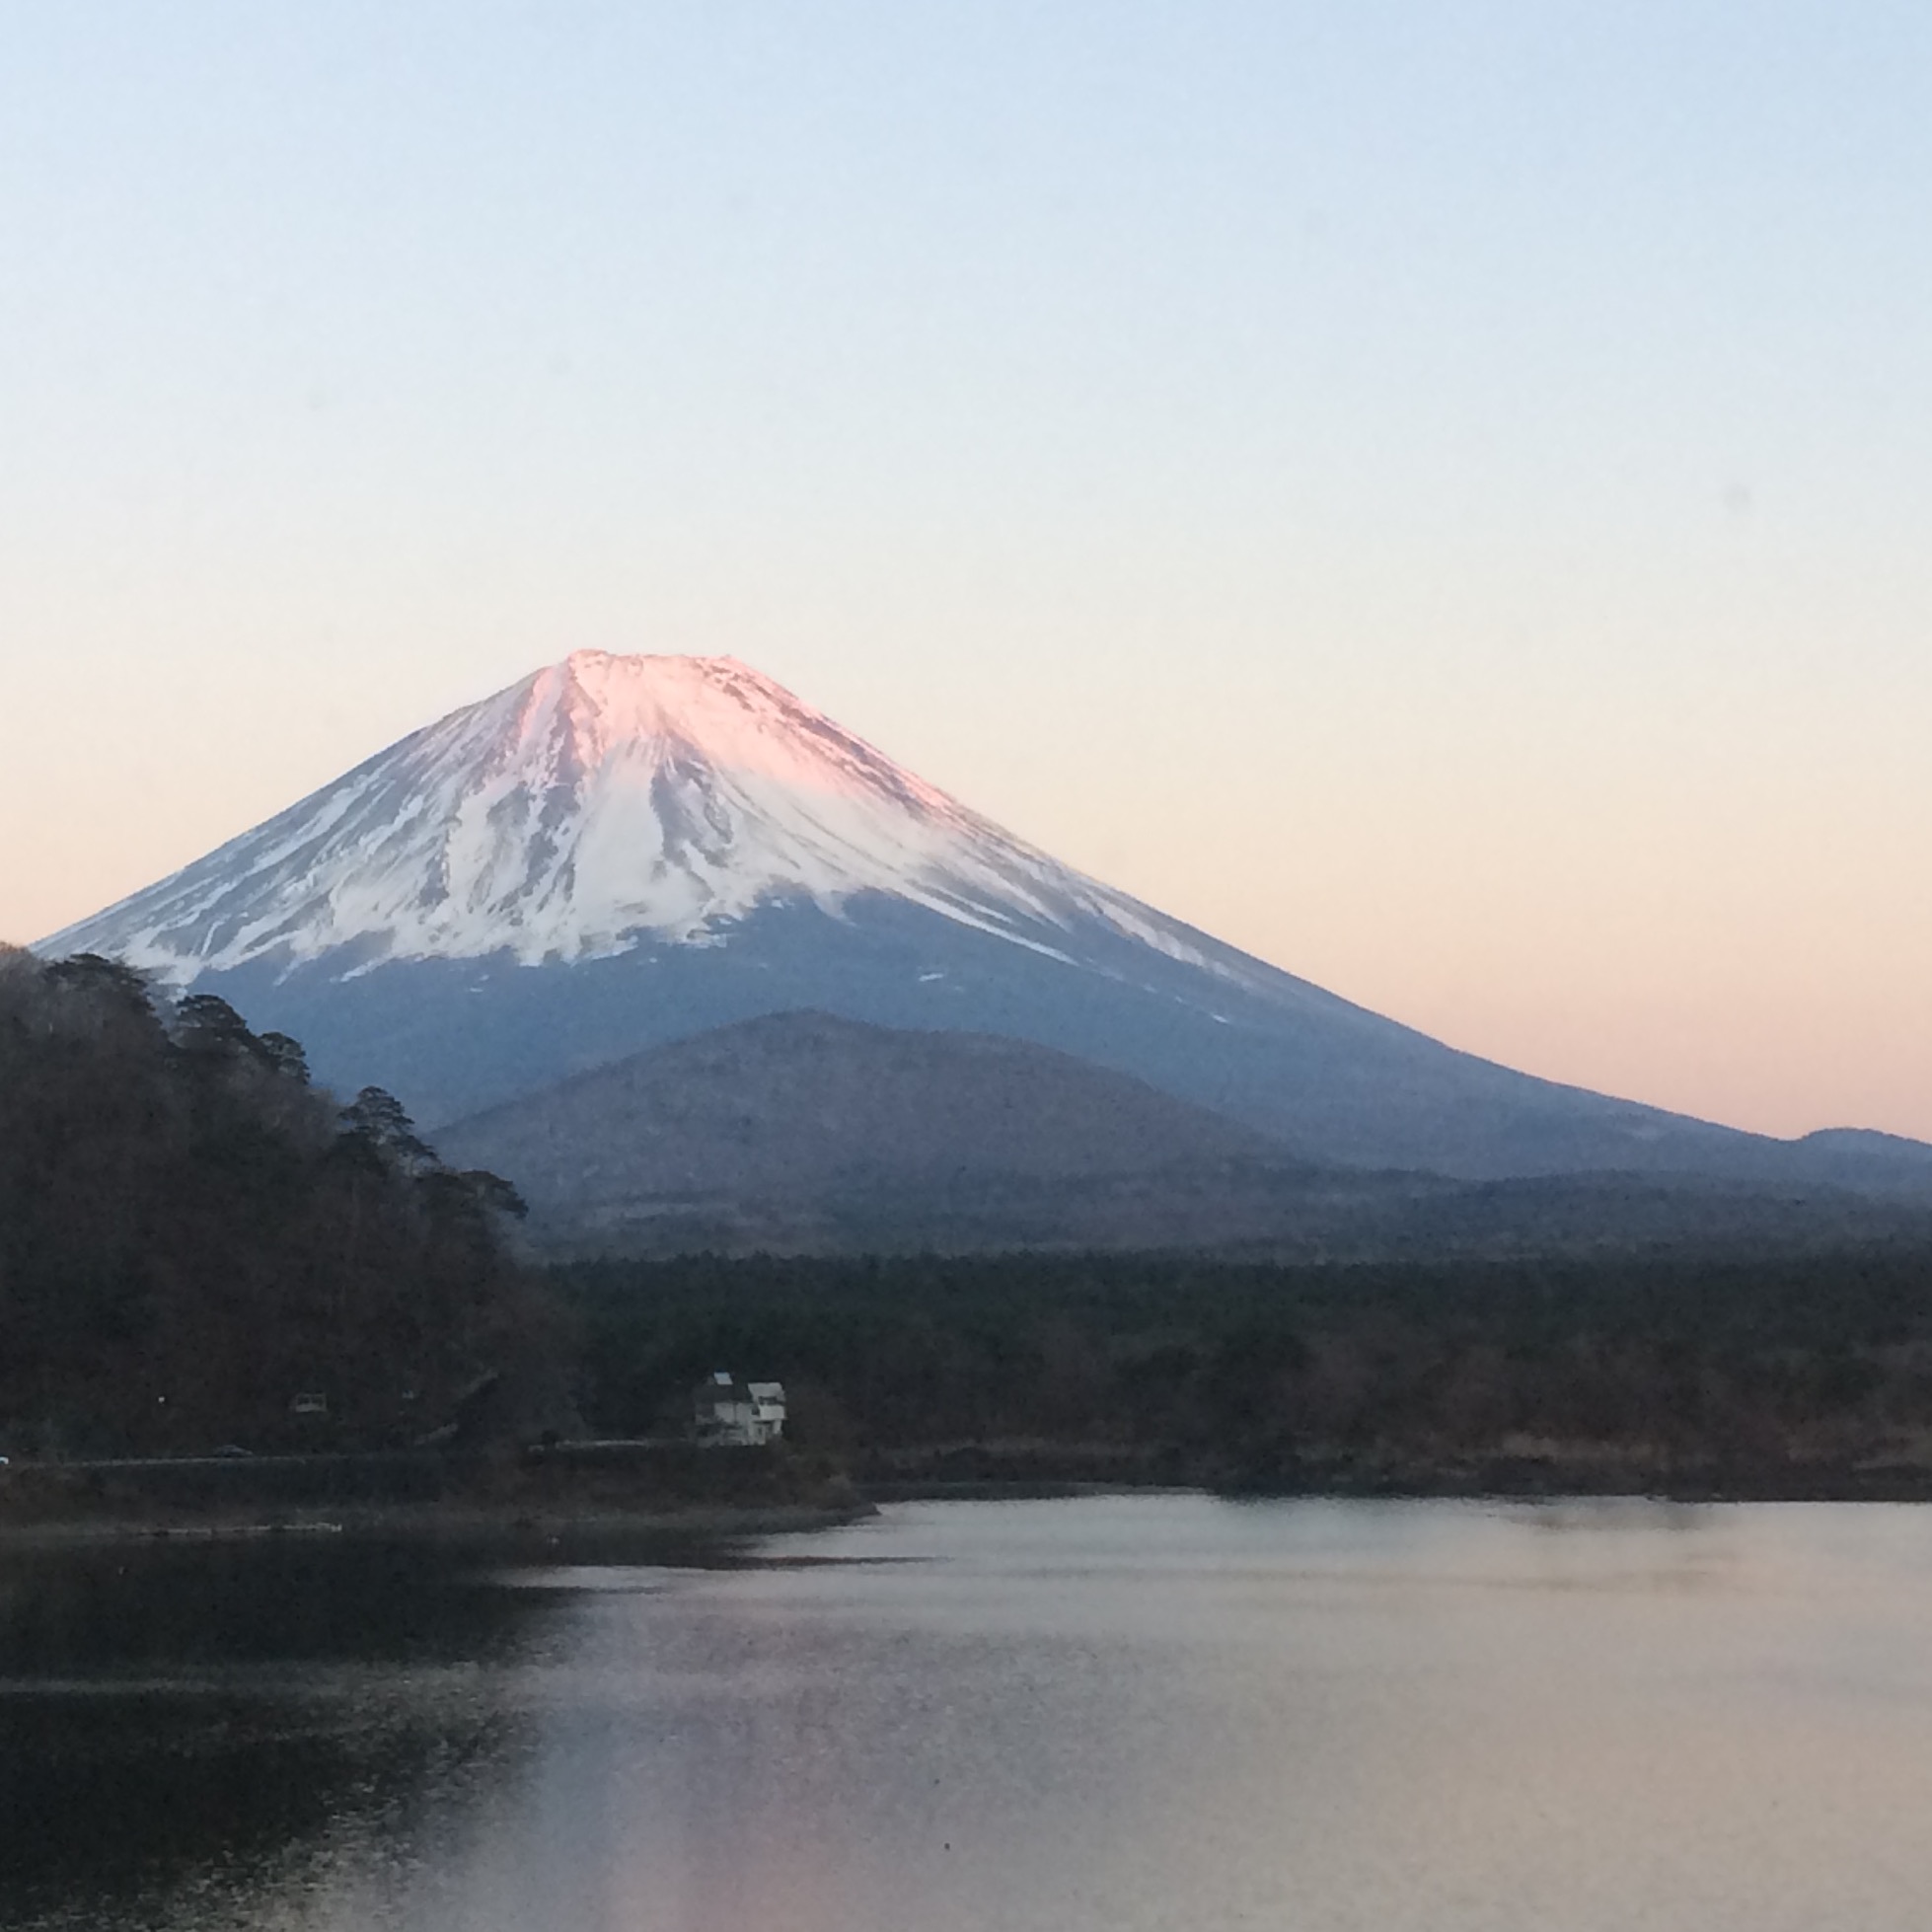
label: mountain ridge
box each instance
[433,1007,1300,1245]
[435,1010,1932,1260]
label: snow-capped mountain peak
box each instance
[43,651,1932,1193]
[43,651,1223,981]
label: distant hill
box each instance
[438,1011,1932,1260]
[434,1009,1295,1243]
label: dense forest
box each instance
[0,947,549,1456]
[8,940,1932,1497]
[557,1246,1932,1494]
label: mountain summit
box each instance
[40,652,1932,1192]
[50,651,1232,983]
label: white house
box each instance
[694,1372,787,1446]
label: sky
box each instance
[2,2,1928,1141]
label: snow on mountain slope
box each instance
[40,649,1932,1191]
[44,651,1242,987]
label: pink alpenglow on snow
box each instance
[43,653,1230,982]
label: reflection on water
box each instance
[0,1540,536,1925]
[6,1498,1932,1930]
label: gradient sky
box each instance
[3,3,1928,1140]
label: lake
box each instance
[5,1495,1932,1929]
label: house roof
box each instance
[696,1374,784,1399]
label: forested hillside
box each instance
[557,1247,1932,1495]
[0,947,546,1455]
[10,934,1932,1498]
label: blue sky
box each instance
[3,3,1928,1135]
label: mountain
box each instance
[58,652,1195,975]
[437,1009,1286,1198]
[437,1010,1932,1259]
[41,650,1932,1189]
[435,1009,1296,1250]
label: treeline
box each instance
[556,1248,1932,1491]
[0,948,547,1455]
[10,942,1932,1497]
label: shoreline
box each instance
[0,1497,875,1554]
[0,1447,872,1554]
[855,1441,1932,1506]
[11,1444,1932,1551]
[862,1475,1932,1506]
[13,1477,1929,1551]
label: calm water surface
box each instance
[5,1496,1932,1930]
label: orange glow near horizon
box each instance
[5,632,1927,1146]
